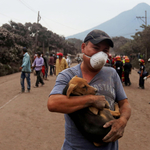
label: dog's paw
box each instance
[89,107,99,115]
[93,142,104,147]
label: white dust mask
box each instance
[84,51,108,69]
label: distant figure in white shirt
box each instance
[65,55,71,68]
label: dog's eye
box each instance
[82,85,87,89]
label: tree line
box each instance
[0,21,150,76]
[0,21,79,76]
[112,25,150,60]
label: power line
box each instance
[18,0,81,32]
[0,12,23,22]
[41,17,53,31]
[18,0,37,14]
[42,15,81,32]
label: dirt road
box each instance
[0,65,150,150]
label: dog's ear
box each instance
[67,83,77,98]
[72,75,78,78]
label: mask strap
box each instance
[84,53,91,58]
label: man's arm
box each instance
[41,58,44,66]
[140,69,143,77]
[147,75,150,78]
[32,59,36,68]
[19,55,28,71]
[102,99,131,142]
[22,55,28,68]
[47,94,108,114]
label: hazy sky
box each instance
[1,0,150,37]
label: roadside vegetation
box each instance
[0,21,150,76]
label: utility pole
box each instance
[34,11,41,54]
[136,11,148,61]
[136,10,147,26]
[37,11,41,24]
[145,10,147,26]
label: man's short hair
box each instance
[37,51,41,56]
[22,47,27,53]
[84,29,114,47]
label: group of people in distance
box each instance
[105,54,132,86]
[19,50,72,92]
[105,54,149,89]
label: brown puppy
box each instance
[63,75,120,146]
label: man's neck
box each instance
[80,62,100,83]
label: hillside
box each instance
[66,3,150,40]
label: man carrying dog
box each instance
[47,29,131,150]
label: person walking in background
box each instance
[143,58,150,80]
[53,53,57,65]
[75,55,82,64]
[121,56,126,84]
[124,57,132,86]
[41,52,48,80]
[65,55,71,68]
[32,51,44,87]
[56,52,68,76]
[44,52,49,79]
[138,59,146,89]
[53,53,57,75]
[114,55,123,82]
[19,47,31,93]
[49,54,55,76]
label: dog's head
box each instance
[65,76,97,98]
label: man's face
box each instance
[59,55,62,59]
[81,40,110,68]
[37,54,40,57]
[82,40,110,56]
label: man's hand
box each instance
[92,95,110,109]
[102,117,127,143]
[144,77,147,80]
[32,66,36,69]
[19,67,22,71]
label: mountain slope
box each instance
[66,3,150,40]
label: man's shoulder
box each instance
[61,64,80,75]
[24,52,29,57]
[101,67,117,78]
[103,66,116,72]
